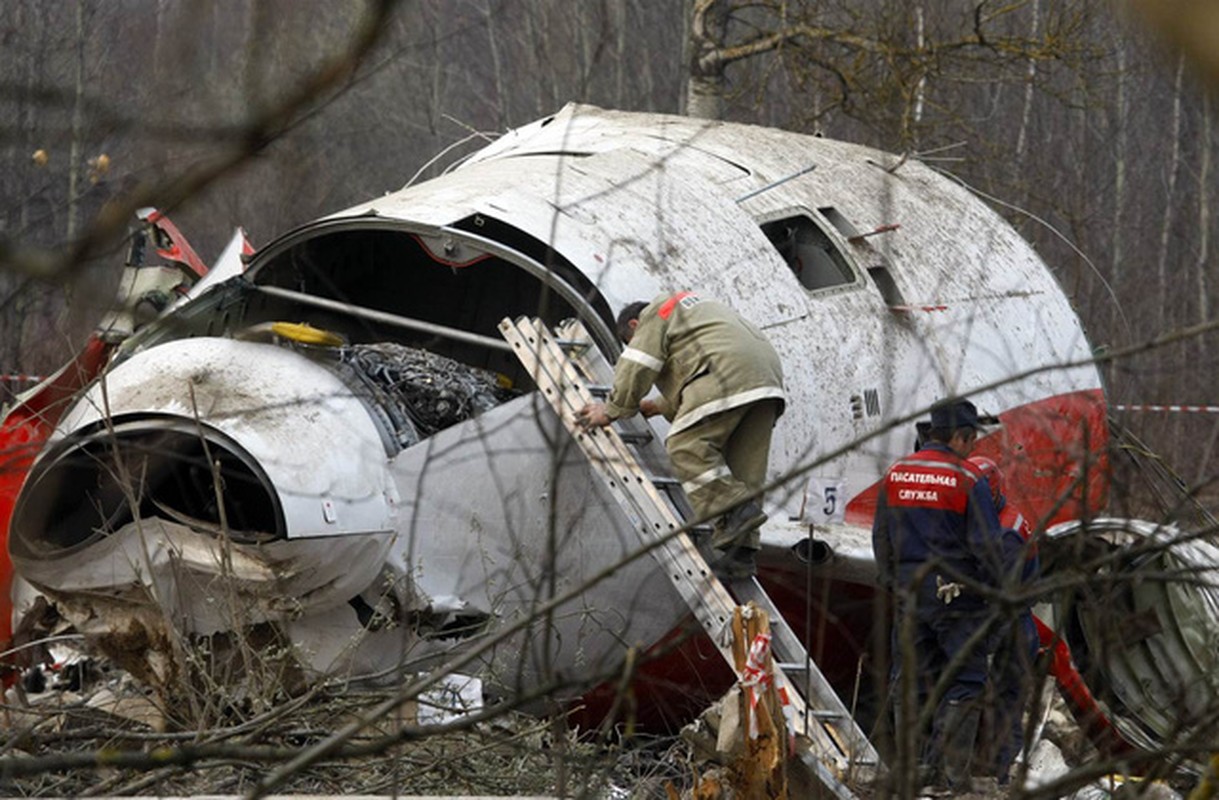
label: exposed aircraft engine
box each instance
[12,337,400,549]
[340,342,518,447]
[1041,518,1219,761]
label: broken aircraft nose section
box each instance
[12,335,399,555]
[8,337,408,680]
[8,328,682,707]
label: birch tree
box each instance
[1156,55,1185,334]
[1198,95,1212,327]
[681,0,1100,141]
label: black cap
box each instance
[929,399,999,431]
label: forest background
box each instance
[1,0,1216,495]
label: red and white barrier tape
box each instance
[739,631,773,740]
[0,374,44,384]
[1113,404,1219,414]
[738,629,797,751]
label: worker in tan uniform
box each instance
[577,291,786,577]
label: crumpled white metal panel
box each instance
[382,392,688,693]
[20,518,397,635]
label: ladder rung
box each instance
[649,475,679,487]
[809,709,846,721]
[556,338,592,351]
[587,384,610,396]
[618,430,654,445]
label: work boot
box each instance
[929,699,981,793]
[718,500,767,541]
[914,764,940,791]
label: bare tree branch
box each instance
[0,0,401,285]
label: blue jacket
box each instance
[997,497,1040,587]
[872,443,1017,609]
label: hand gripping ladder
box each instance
[499,316,882,798]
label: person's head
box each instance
[967,455,1003,506]
[616,300,648,344]
[926,424,977,456]
[925,399,996,457]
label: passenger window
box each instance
[761,215,856,292]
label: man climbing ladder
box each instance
[576,292,786,578]
[499,313,880,799]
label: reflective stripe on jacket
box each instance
[605,292,785,435]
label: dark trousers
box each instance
[890,592,990,771]
[986,612,1040,780]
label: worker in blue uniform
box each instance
[872,399,1019,791]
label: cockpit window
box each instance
[761,214,857,292]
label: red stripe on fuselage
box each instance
[0,335,113,667]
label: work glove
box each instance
[936,574,962,605]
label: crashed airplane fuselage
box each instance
[6,105,1217,755]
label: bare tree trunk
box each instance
[580,4,598,98]
[1109,41,1126,286]
[686,72,725,120]
[427,3,444,133]
[913,6,926,127]
[614,0,626,109]
[634,1,656,110]
[66,0,85,242]
[152,0,167,89]
[482,0,508,128]
[2,1,27,371]
[1108,37,1128,398]
[683,0,729,120]
[1193,93,1213,486]
[17,0,35,235]
[241,1,257,105]
[1197,93,1212,325]
[679,0,694,115]
[1156,54,1185,334]
[1015,0,1041,159]
[533,4,564,114]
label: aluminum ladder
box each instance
[498,316,882,798]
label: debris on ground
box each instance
[413,672,483,725]
[0,651,687,798]
[0,646,1204,799]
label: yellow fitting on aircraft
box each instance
[270,322,345,347]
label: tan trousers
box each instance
[666,399,780,550]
